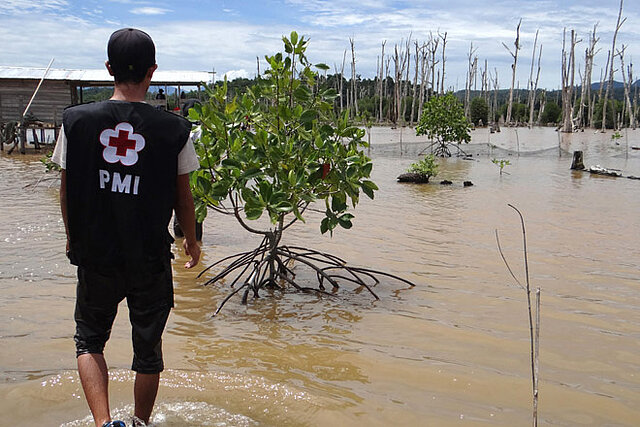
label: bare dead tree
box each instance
[602,0,626,131]
[418,43,429,121]
[409,41,421,126]
[378,41,386,123]
[633,63,638,129]
[618,45,635,128]
[491,68,500,129]
[526,30,541,127]
[335,50,347,113]
[393,42,409,124]
[384,56,391,122]
[464,42,478,120]
[349,37,358,118]
[503,19,522,124]
[393,45,401,123]
[561,29,580,132]
[401,35,412,125]
[537,90,546,124]
[427,33,440,99]
[439,31,448,94]
[578,25,599,128]
[481,59,488,103]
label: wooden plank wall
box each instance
[0,80,75,124]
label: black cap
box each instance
[107,28,156,73]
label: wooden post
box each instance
[570,150,585,170]
[32,128,40,149]
[20,126,27,154]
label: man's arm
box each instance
[175,173,200,268]
[60,169,70,254]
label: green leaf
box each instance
[293,205,306,223]
[293,85,311,102]
[314,63,330,71]
[331,194,347,212]
[300,109,316,124]
[259,181,273,202]
[211,181,230,197]
[320,217,329,234]
[244,206,264,220]
[241,167,263,181]
[360,180,377,199]
[221,158,242,169]
[273,200,294,212]
[338,213,354,229]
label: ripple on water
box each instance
[61,402,259,427]
[44,368,322,426]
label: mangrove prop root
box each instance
[202,242,415,315]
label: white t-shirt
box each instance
[52,123,200,175]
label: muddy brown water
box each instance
[0,127,638,426]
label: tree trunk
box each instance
[350,38,358,118]
[379,41,386,123]
[418,43,428,121]
[602,0,626,131]
[561,29,579,132]
[439,32,447,94]
[503,19,522,124]
[465,43,478,120]
[619,47,635,128]
[410,41,420,126]
[571,151,585,170]
[527,30,541,128]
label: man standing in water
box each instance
[52,28,201,427]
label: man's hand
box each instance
[183,239,200,269]
[175,173,200,268]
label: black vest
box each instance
[63,100,192,270]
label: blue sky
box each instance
[1,0,639,90]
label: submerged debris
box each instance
[588,165,623,177]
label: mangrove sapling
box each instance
[611,131,622,144]
[416,92,471,157]
[189,32,414,314]
[491,158,511,175]
[495,205,541,427]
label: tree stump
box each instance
[397,172,430,183]
[571,150,585,170]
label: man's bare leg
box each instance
[134,372,159,423]
[77,353,111,426]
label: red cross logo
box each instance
[99,122,145,166]
[109,129,137,157]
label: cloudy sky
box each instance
[1,0,639,90]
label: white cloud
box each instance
[130,7,171,15]
[223,69,250,80]
[0,1,638,90]
[0,0,68,14]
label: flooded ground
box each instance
[0,127,638,426]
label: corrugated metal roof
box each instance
[0,66,213,85]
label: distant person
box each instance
[51,27,200,427]
[180,91,186,99]
[155,88,165,99]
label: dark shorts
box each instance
[74,260,173,374]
